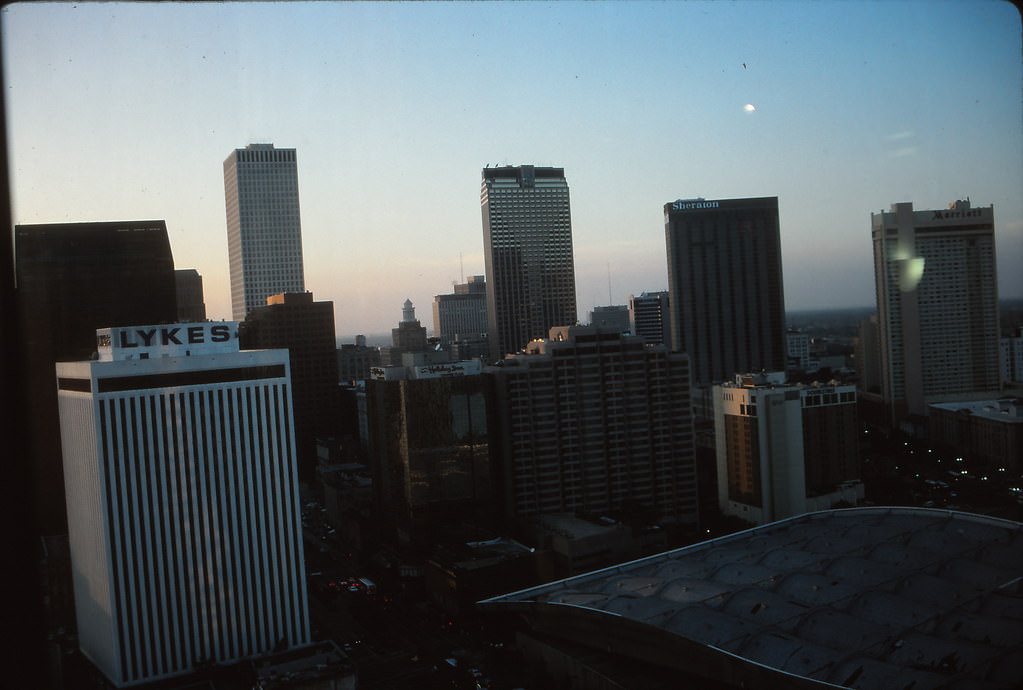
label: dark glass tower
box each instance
[482,165,577,361]
[239,291,339,474]
[664,197,787,388]
[15,220,178,536]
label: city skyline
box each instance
[4,1,1021,338]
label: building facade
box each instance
[488,326,696,525]
[664,197,787,388]
[588,305,630,333]
[433,275,488,346]
[15,220,178,536]
[1000,326,1023,385]
[224,143,305,321]
[482,165,577,361]
[239,292,340,471]
[713,373,862,524]
[628,291,670,346]
[337,337,382,383]
[871,200,1000,421]
[174,268,207,322]
[56,322,310,687]
[365,359,493,546]
[928,399,1022,473]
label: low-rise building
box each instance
[928,398,1023,472]
[714,372,863,524]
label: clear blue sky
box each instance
[4,1,1021,339]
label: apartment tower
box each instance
[488,325,696,525]
[871,199,1000,421]
[224,143,304,321]
[482,165,577,361]
[56,322,310,686]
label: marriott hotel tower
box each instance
[871,199,1000,421]
[56,322,310,686]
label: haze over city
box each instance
[4,0,1021,338]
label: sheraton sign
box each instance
[671,200,720,211]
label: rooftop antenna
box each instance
[607,261,613,304]
[460,252,465,283]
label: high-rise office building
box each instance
[871,199,1000,421]
[56,322,310,687]
[15,220,178,536]
[224,143,304,321]
[240,292,339,471]
[588,305,630,333]
[713,372,862,525]
[433,275,488,345]
[628,291,670,346]
[338,337,382,383]
[366,359,493,545]
[665,197,787,388]
[174,268,207,322]
[482,165,577,361]
[488,325,696,525]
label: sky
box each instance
[4,0,1022,340]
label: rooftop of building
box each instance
[480,507,1023,689]
[481,164,565,180]
[252,640,354,689]
[531,513,627,540]
[431,537,536,573]
[929,398,1023,424]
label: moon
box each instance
[744,103,756,113]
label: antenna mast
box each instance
[607,261,613,304]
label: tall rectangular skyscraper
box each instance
[482,165,577,361]
[665,197,787,388]
[15,220,178,536]
[56,322,310,687]
[224,143,305,321]
[871,199,1000,421]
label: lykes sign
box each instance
[116,325,234,348]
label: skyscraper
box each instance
[433,275,488,345]
[366,359,493,546]
[240,292,340,471]
[174,268,207,322]
[588,305,630,333]
[628,291,670,346]
[482,165,577,361]
[664,197,787,389]
[56,322,310,687]
[15,220,178,536]
[871,199,1000,421]
[224,143,304,321]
